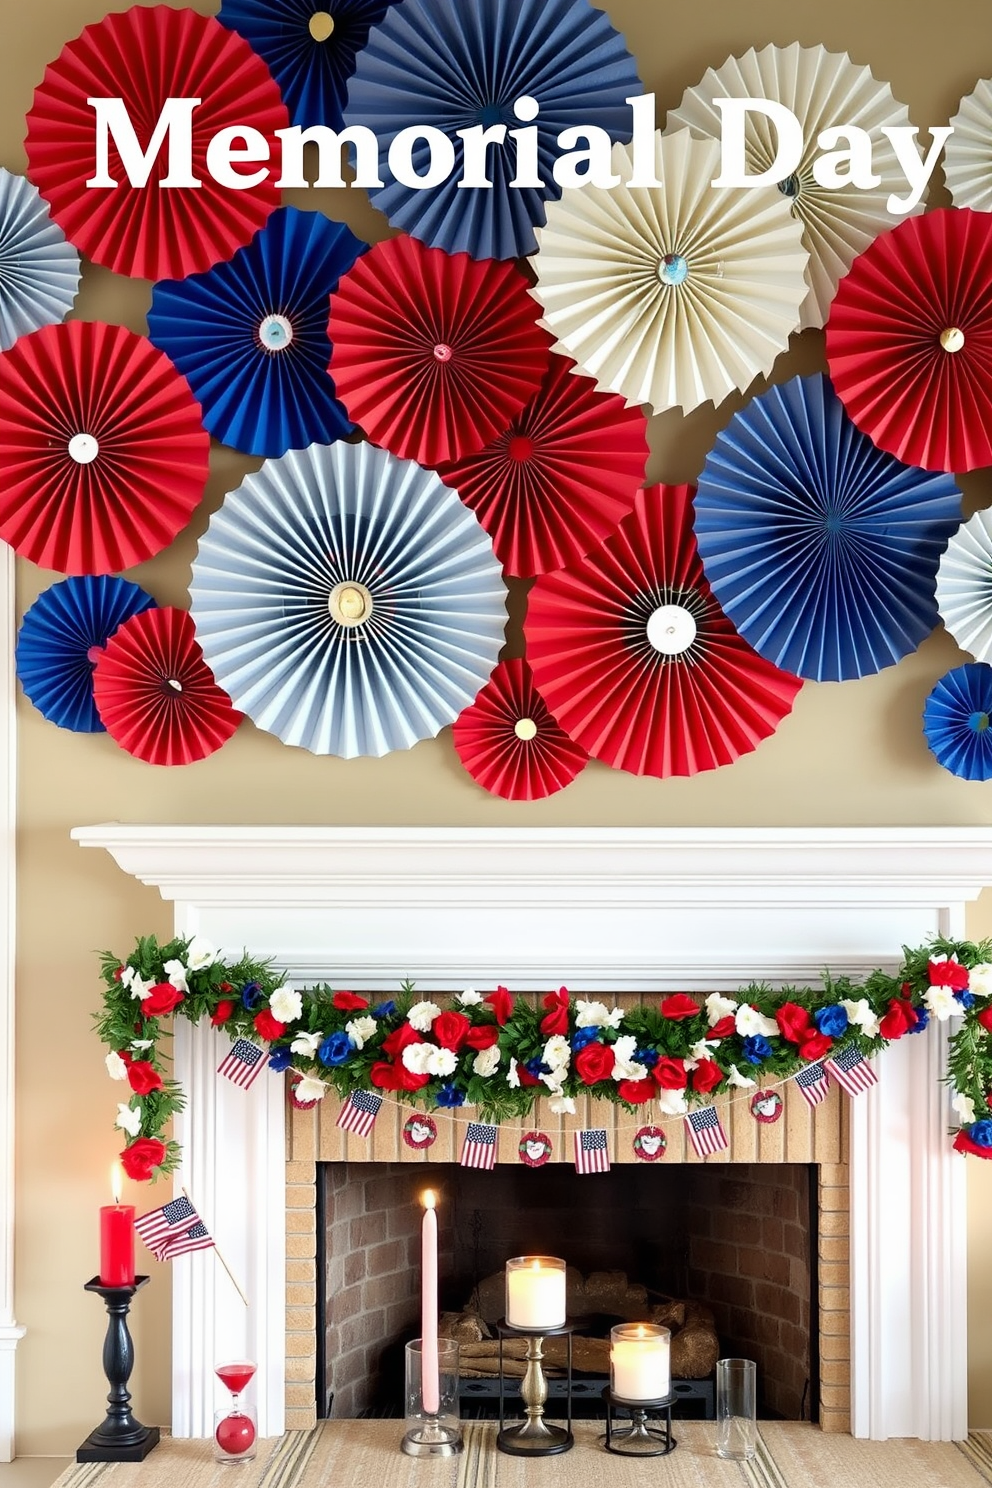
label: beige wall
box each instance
[6,0,992,1454]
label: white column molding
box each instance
[0,549,21,1462]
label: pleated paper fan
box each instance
[25,6,289,281]
[148,206,366,458]
[0,169,80,351]
[825,208,992,473]
[328,236,553,465]
[189,442,507,758]
[693,374,963,682]
[218,0,396,131]
[16,576,155,733]
[936,510,992,661]
[944,79,992,213]
[525,484,803,778]
[923,663,992,780]
[435,353,649,577]
[343,0,641,260]
[666,44,919,330]
[452,657,588,799]
[531,128,809,416]
[0,321,210,575]
[92,607,242,766]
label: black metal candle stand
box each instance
[77,1276,160,1462]
[496,1318,574,1457]
[601,1385,678,1457]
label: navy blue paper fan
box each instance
[343,0,641,260]
[924,664,992,780]
[16,576,156,733]
[693,374,963,682]
[147,206,366,458]
[217,0,397,131]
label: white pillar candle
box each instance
[505,1256,567,1329]
[610,1324,671,1401]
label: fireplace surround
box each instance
[71,824,992,1443]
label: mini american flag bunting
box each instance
[686,1105,728,1158]
[216,1037,266,1089]
[825,1045,878,1098]
[135,1196,214,1261]
[461,1122,498,1169]
[574,1128,610,1174]
[335,1089,383,1138]
[794,1061,830,1109]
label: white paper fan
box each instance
[936,510,992,661]
[530,128,809,416]
[944,78,992,213]
[665,44,919,329]
[188,442,507,757]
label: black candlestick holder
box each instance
[496,1319,574,1456]
[601,1385,678,1457]
[77,1276,160,1462]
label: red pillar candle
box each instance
[99,1164,135,1287]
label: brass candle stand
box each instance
[496,1319,574,1456]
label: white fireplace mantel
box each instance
[72,823,992,1442]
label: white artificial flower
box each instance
[401,1043,435,1076]
[656,1088,688,1116]
[840,999,881,1039]
[290,1030,323,1057]
[542,1035,571,1071]
[575,999,624,1029]
[163,959,189,993]
[726,1064,757,1089]
[425,1046,458,1078]
[540,1069,566,1092]
[293,1073,327,1103]
[345,1016,377,1050]
[705,993,738,1027]
[507,1057,521,1089]
[126,972,154,1002]
[120,965,136,988]
[970,963,992,998]
[130,1039,153,1051]
[610,1034,646,1081]
[952,1092,977,1125]
[473,1046,501,1078]
[924,985,959,1022]
[735,1004,779,1038]
[269,986,304,1025]
[115,1103,142,1137]
[407,1001,441,1032]
[549,1093,577,1115]
[185,935,217,970]
[687,1037,721,1068]
[458,989,484,1006]
[106,1051,129,1081]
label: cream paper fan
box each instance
[944,78,992,213]
[530,128,809,417]
[666,43,919,329]
[936,510,992,661]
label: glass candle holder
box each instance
[610,1323,671,1402]
[402,1338,462,1457]
[505,1256,567,1330]
[716,1357,757,1461]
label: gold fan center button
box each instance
[329,581,373,627]
[940,327,965,353]
[309,12,335,41]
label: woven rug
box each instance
[45,1420,992,1488]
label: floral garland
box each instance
[97,934,992,1181]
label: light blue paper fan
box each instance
[0,168,80,352]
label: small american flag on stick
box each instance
[794,1061,830,1109]
[217,1037,266,1089]
[460,1123,498,1170]
[825,1045,878,1098]
[335,1090,383,1137]
[686,1106,728,1158]
[574,1128,610,1174]
[135,1196,214,1261]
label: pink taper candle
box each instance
[420,1190,440,1415]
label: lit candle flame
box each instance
[111,1161,123,1205]
[635,1325,647,1338]
[422,1189,436,1211]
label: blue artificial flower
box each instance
[742,1034,773,1065]
[319,1031,356,1067]
[372,1000,396,1018]
[571,1027,599,1051]
[241,980,262,1009]
[815,1004,849,1039]
[635,1048,657,1067]
[435,1082,465,1108]
[906,1003,930,1035]
[968,1119,992,1148]
[268,1047,293,1072]
[525,1056,549,1076]
[956,990,976,1009]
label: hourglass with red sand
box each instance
[214,1361,257,1463]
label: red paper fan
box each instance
[436,354,649,577]
[25,6,288,281]
[452,658,588,800]
[825,208,992,473]
[328,235,553,465]
[92,607,241,766]
[0,321,210,575]
[525,485,803,778]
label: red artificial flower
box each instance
[977,1008,992,1034]
[652,1056,688,1090]
[799,1031,833,1062]
[113,965,124,982]
[691,1058,723,1094]
[369,1060,403,1091]
[126,1060,163,1095]
[218,981,234,993]
[660,994,700,1020]
[433,1010,472,1051]
[986,1091,992,1111]
[953,1129,992,1159]
[141,982,185,1017]
[618,1077,656,1105]
[211,1000,235,1026]
[929,956,969,991]
[540,987,571,1036]
[880,996,917,1040]
[120,1137,167,1182]
[517,1064,543,1087]
[485,986,514,1025]
[254,1009,286,1042]
[776,1002,812,1044]
[465,1024,499,1051]
[382,1023,423,1058]
[709,1016,737,1040]
[395,1063,431,1092]
[574,1040,616,1085]
[332,991,369,1010]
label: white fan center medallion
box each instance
[68,433,99,464]
[647,604,696,656]
[259,314,294,352]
